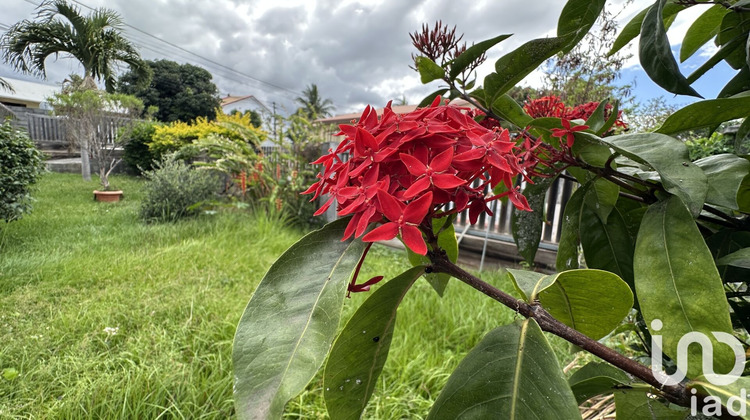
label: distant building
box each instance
[0,77,59,109]
[221,94,271,118]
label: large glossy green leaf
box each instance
[656,96,750,135]
[490,94,533,128]
[686,34,745,83]
[689,377,750,419]
[717,247,750,269]
[568,362,631,404]
[640,0,701,97]
[634,196,735,379]
[695,154,750,210]
[599,132,708,216]
[427,319,581,420]
[584,177,620,223]
[613,390,687,419]
[538,269,633,340]
[571,134,615,168]
[580,196,636,288]
[486,37,569,101]
[556,184,588,271]
[718,65,750,98]
[449,34,512,80]
[232,218,367,419]
[716,12,750,69]
[323,267,423,420]
[406,216,456,296]
[415,56,445,84]
[608,2,684,56]
[512,177,556,265]
[506,268,554,302]
[680,5,728,62]
[557,0,606,52]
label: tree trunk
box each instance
[80,138,91,182]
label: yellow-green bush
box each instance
[149,111,267,156]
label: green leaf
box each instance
[687,34,746,83]
[656,96,750,135]
[232,218,367,419]
[512,177,556,265]
[584,100,609,134]
[323,267,424,420]
[449,34,512,80]
[584,177,620,224]
[415,56,446,84]
[718,65,750,98]
[599,132,708,217]
[568,362,630,404]
[486,36,569,101]
[717,247,750,269]
[1,368,19,381]
[427,319,581,420]
[695,154,750,210]
[571,134,615,168]
[598,101,621,136]
[538,269,633,340]
[689,377,750,419]
[580,199,636,288]
[490,94,533,128]
[613,390,687,420]
[609,2,684,56]
[680,5,728,62]
[418,88,449,107]
[716,12,750,69]
[557,0,606,52]
[634,196,735,379]
[556,184,588,271]
[506,268,555,302]
[639,0,701,97]
[406,216,457,296]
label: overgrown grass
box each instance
[0,172,571,419]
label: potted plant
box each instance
[50,76,144,201]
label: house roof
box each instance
[315,99,472,125]
[220,94,271,113]
[0,77,60,104]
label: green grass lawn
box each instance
[0,172,571,419]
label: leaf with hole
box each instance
[323,267,423,420]
[232,218,367,419]
[427,319,581,420]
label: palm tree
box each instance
[1,0,148,92]
[0,78,12,92]
[295,84,335,120]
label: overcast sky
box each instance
[0,0,731,115]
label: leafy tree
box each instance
[542,2,634,106]
[0,0,148,92]
[230,109,262,129]
[294,83,334,120]
[118,59,221,123]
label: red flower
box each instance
[303,99,532,256]
[551,119,588,148]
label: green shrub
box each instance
[122,120,160,174]
[139,156,220,222]
[685,132,733,161]
[0,120,44,223]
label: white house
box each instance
[0,77,60,110]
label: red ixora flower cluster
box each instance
[303,97,532,256]
[523,96,628,132]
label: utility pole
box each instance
[272,102,277,141]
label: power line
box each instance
[65,0,301,97]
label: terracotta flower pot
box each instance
[93,190,123,202]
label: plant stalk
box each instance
[428,251,694,407]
